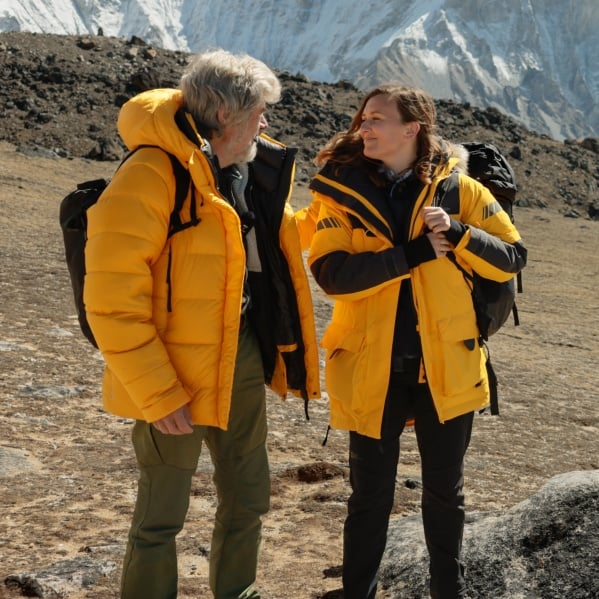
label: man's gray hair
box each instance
[180,49,281,136]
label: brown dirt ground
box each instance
[0,141,597,598]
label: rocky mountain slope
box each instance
[0,31,598,219]
[4,0,598,140]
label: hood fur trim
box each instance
[443,141,470,174]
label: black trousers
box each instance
[342,376,474,599]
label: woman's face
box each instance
[359,94,418,171]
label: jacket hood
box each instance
[117,88,201,164]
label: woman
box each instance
[300,85,527,598]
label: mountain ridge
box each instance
[0,31,597,219]
[1,0,597,140]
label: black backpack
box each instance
[59,146,198,348]
[434,142,522,414]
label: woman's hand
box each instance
[422,206,451,233]
[426,230,453,258]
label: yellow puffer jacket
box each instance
[305,150,526,438]
[85,88,320,427]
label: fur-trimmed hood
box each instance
[438,139,470,176]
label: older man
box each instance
[84,49,320,599]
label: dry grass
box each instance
[0,142,597,598]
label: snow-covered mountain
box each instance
[1,0,597,140]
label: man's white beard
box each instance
[237,140,258,164]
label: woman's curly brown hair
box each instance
[315,85,444,187]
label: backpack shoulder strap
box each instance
[128,145,196,237]
[165,152,198,237]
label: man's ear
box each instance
[217,106,229,125]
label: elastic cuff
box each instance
[404,235,436,268]
[444,218,468,246]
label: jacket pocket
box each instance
[321,322,369,414]
[321,322,365,357]
[434,312,484,396]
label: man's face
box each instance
[215,103,268,167]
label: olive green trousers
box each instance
[120,323,269,599]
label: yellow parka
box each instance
[302,147,526,438]
[84,88,320,427]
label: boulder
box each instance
[379,470,599,598]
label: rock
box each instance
[4,554,119,598]
[0,446,42,477]
[564,209,582,218]
[379,470,599,598]
[16,145,60,160]
[579,137,599,154]
[295,461,346,483]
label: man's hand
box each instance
[152,404,194,435]
[422,206,451,233]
